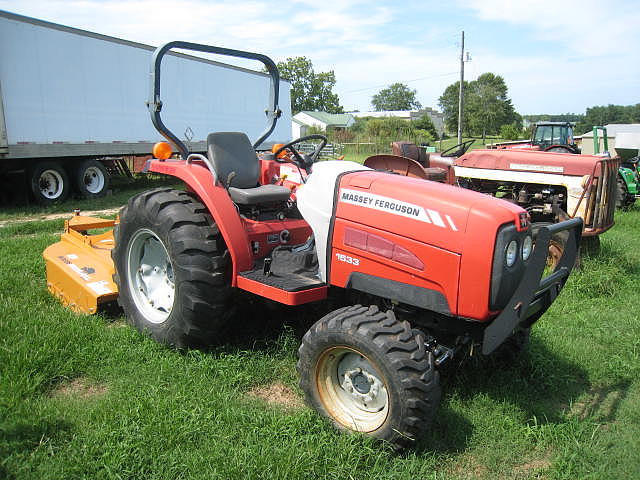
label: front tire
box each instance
[297,305,441,449]
[112,188,232,348]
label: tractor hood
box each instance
[456,149,603,176]
[335,170,524,254]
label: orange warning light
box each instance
[153,142,173,160]
[271,143,288,159]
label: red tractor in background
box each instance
[366,138,617,266]
[44,41,582,449]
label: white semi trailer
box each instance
[0,10,292,204]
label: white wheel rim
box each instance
[38,169,64,199]
[316,346,389,432]
[83,166,105,194]
[127,229,175,324]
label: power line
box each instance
[344,71,459,93]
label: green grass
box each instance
[1,192,639,478]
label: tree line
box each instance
[274,56,638,139]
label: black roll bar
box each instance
[147,41,282,159]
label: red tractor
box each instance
[44,42,582,449]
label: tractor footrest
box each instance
[239,262,324,291]
[236,262,327,305]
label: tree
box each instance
[372,83,422,111]
[500,123,524,140]
[275,57,343,114]
[466,73,519,142]
[412,114,438,139]
[438,80,472,135]
[576,103,640,134]
[438,73,519,140]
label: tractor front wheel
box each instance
[297,305,441,449]
[112,188,232,348]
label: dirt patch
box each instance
[0,208,120,227]
[247,381,305,409]
[513,457,552,476]
[50,377,107,400]
[569,384,627,421]
[448,455,488,479]
[106,319,128,329]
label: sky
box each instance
[1,0,638,115]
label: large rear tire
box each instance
[616,176,634,209]
[112,188,232,348]
[297,305,441,450]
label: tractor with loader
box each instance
[44,41,582,449]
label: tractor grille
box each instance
[581,157,619,235]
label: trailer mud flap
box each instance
[482,218,583,354]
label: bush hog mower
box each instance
[366,140,618,267]
[44,42,583,449]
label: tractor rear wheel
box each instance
[297,305,441,450]
[112,188,232,348]
[616,176,634,209]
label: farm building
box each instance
[292,111,355,137]
[578,123,640,158]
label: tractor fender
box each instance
[148,160,253,285]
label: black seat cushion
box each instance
[207,132,260,188]
[228,184,292,205]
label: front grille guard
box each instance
[570,157,619,234]
[482,217,583,354]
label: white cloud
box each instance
[459,0,640,57]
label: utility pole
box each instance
[457,31,465,144]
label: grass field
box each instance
[1,179,639,479]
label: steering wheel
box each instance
[273,134,328,171]
[440,139,475,158]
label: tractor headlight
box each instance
[491,223,529,311]
[505,240,518,267]
[522,235,532,261]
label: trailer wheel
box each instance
[29,161,70,205]
[75,159,109,198]
[112,188,232,348]
[297,305,441,450]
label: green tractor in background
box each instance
[592,126,639,209]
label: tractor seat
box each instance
[207,132,291,205]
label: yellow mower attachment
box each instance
[43,212,119,314]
